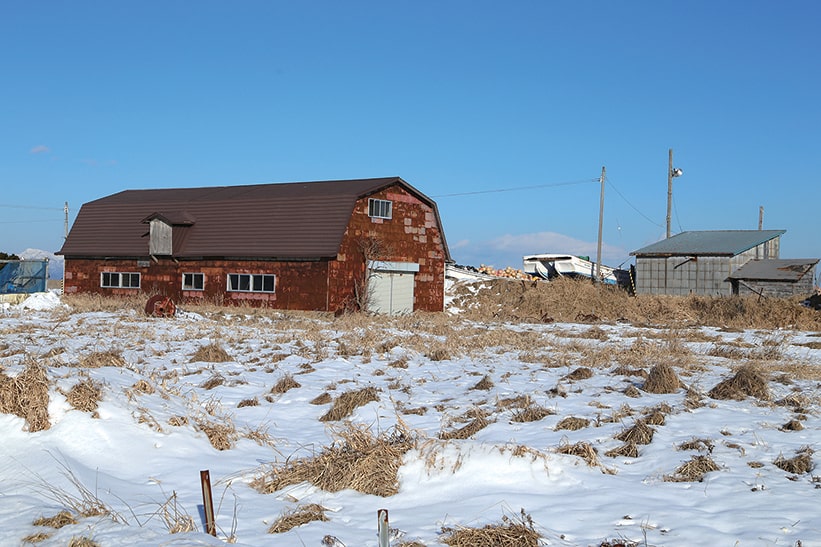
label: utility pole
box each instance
[64,202,69,239]
[595,166,605,283]
[758,206,764,230]
[666,148,683,238]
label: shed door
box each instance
[368,270,414,315]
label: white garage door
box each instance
[367,262,418,315]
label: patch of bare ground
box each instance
[441,509,542,547]
[268,503,328,533]
[320,386,380,422]
[0,358,50,431]
[708,364,770,401]
[251,424,413,496]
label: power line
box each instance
[431,178,598,198]
[605,177,664,229]
[0,204,64,211]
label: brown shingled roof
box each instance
[59,177,449,260]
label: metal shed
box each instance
[630,230,786,296]
[727,258,819,298]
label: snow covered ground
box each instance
[1,291,820,546]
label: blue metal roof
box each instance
[630,230,786,257]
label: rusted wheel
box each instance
[145,295,176,317]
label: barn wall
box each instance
[63,257,330,310]
[329,185,447,313]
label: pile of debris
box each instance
[477,264,531,279]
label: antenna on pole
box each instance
[64,202,69,240]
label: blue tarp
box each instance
[0,260,48,294]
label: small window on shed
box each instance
[368,198,392,219]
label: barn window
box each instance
[100,272,140,289]
[227,273,275,293]
[368,198,392,219]
[182,272,204,291]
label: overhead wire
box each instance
[604,176,664,229]
[431,178,598,198]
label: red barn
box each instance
[58,177,451,314]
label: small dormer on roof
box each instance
[141,211,196,256]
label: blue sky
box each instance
[2,1,819,272]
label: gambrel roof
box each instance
[630,230,786,258]
[59,177,450,260]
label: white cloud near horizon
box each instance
[30,144,50,154]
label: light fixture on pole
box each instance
[666,148,683,238]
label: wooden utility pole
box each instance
[758,206,764,230]
[666,149,673,238]
[595,166,605,283]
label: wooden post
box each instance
[200,470,217,536]
[666,148,673,239]
[377,508,390,547]
[595,166,605,283]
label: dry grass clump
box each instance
[199,374,225,390]
[708,364,770,401]
[268,503,328,533]
[471,375,494,390]
[319,386,380,421]
[440,412,491,440]
[563,366,594,381]
[615,420,654,445]
[271,374,301,394]
[511,405,554,423]
[33,510,77,528]
[642,363,681,393]
[130,379,155,395]
[556,441,599,467]
[196,418,238,451]
[605,442,639,458]
[67,537,100,547]
[774,447,814,474]
[22,531,52,544]
[237,397,259,408]
[780,419,804,431]
[252,424,413,497]
[310,392,332,405]
[156,491,196,533]
[441,509,541,547]
[554,416,590,431]
[677,438,715,452]
[664,455,720,482]
[79,350,126,368]
[64,378,102,413]
[0,359,50,431]
[190,343,232,363]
